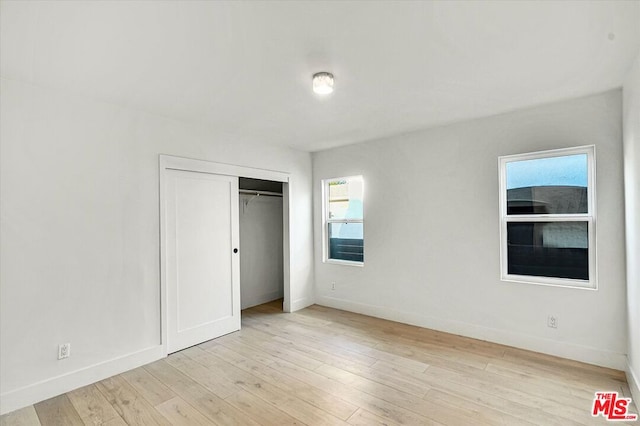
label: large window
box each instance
[323,176,364,265]
[499,146,596,289]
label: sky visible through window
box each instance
[506,154,587,190]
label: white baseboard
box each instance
[241,290,284,310]
[316,296,626,370]
[0,345,164,416]
[290,296,315,312]
[627,360,640,409]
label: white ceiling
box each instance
[2,1,639,152]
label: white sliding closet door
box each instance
[164,169,240,353]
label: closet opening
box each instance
[239,177,284,313]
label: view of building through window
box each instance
[500,147,595,287]
[325,176,364,263]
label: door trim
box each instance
[159,155,291,356]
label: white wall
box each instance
[0,77,315,414]
[240,193,284,309]
[623,49,640,403]
[313,90,627,369]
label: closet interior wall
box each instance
[239,178,284,310]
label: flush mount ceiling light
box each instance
[312,72,334,95]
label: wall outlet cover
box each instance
[58,343,71,359]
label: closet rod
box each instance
[239,189,283,197]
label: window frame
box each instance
[498,145,597,289]
[322,175,364,267]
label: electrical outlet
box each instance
[547,315,558,329]
[331,282,336,291]
[58,343,71,359]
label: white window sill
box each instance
[325,259,364,267]
[501,274,596,290]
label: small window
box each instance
[323,176,364,265]
[499,146,596,289]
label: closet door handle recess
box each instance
[233,248,238,254]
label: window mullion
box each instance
[505,214,591,222]
[327,219,363,224]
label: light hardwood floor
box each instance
[2,300,637,425]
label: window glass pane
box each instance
[507,221,588,280]
[506,154,588,214]
[328,222,363,262]
[328,178,363,220]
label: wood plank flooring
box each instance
[2,300,637,425]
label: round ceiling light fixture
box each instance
[312,72,334,95]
